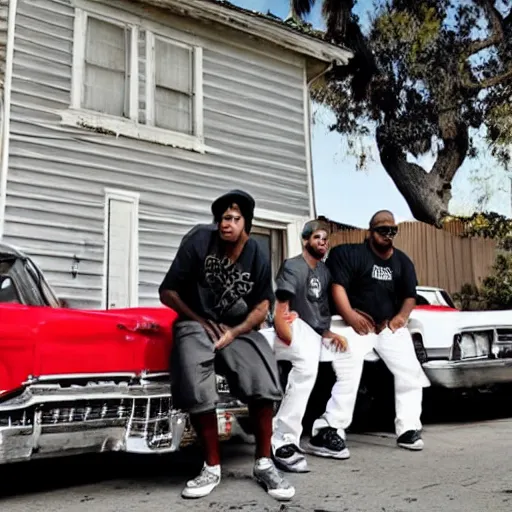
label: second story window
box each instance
[65,4,204,152]
[83,17,132,118]
[145,35,195,135]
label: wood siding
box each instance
[3,0,312,307]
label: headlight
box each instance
[459,333,476,358]
[453,331,492,360]
[473,332,491,356]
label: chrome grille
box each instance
[0,408,32,427]
[39,400,131,425]
[495,329,512,358]
[0,374,237,451]
[128,397,172,438]
[496,329,512,343]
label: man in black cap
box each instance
[261,220,348,473]
[159,190,294,501]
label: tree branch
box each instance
[462,66,512,89]
[464,0,504,54]
[460,1,511,90]
[376,125,450,226]
[431,122,469,182]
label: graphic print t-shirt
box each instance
[159,224,274,326]
[326,241,418,324]
[275,255,332,335]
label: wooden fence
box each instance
[329,221,498,295]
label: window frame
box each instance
[77,12,136,121]
[251,225,287,282]
[64,3,205,152]
[145,32,198,135]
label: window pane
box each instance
[252,233,271,264]
[84,66,126,116]
[83,17,129,117]
[153,38,193,133]
[155,87,192,133]
[155,39,191,94]
[0,277,20,304]
[252,230,285,280]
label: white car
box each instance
[331,286,512,389]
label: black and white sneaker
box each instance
[181,464,221,499]
[253,458,295,501]
[304,427,350,459]
[397,430,424,451]
[273,443,310,473]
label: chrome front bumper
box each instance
[423,359,512,388]
[0,373,248,465]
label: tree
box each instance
[481,253,512,309]
[292,0,512,226]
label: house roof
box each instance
[317,215,363,231]
[207,0,339,43]
[132,0,354,66]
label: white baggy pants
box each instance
[260,319,324,451]
[313,323,431,439]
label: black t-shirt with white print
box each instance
[326,241,418,324]
[159,224,274,327]
[275,255,332,335]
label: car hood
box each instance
[0,304,179,393]
[410,308,512,329]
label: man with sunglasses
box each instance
[307,210,430,457]
[261,220,347,473]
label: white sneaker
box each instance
[253,458,295,501]
[181,464,221,499]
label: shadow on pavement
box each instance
[0,370,510,499]
[0,446,198,498]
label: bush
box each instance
[453,283,486,311]
[480,254,512,310]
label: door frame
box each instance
[102,188,140,309]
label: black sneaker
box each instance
[273,443,309,473]
[303,427,350,459]
[397,430,424,451]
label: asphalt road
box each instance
[1,394,511,512]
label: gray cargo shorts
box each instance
[170,320,282,414]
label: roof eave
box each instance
[134,0,354,65]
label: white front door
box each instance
[104,189,139,309]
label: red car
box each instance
[0,243,248,465]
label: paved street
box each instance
[1,399,511,512]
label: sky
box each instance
[231,0,512,227]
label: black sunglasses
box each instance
[372,226,398,237]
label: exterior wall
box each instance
[2,0,312,308]
[0,0,7,87]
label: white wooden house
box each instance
[0,0,352,308]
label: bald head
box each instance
[369,210,395,229]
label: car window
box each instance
[417,290,438,305]
[0,276,20,303]
[440,290,456,308]
[416,293,430,306]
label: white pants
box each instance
[313,324,431,438]
[260,319,325,450]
